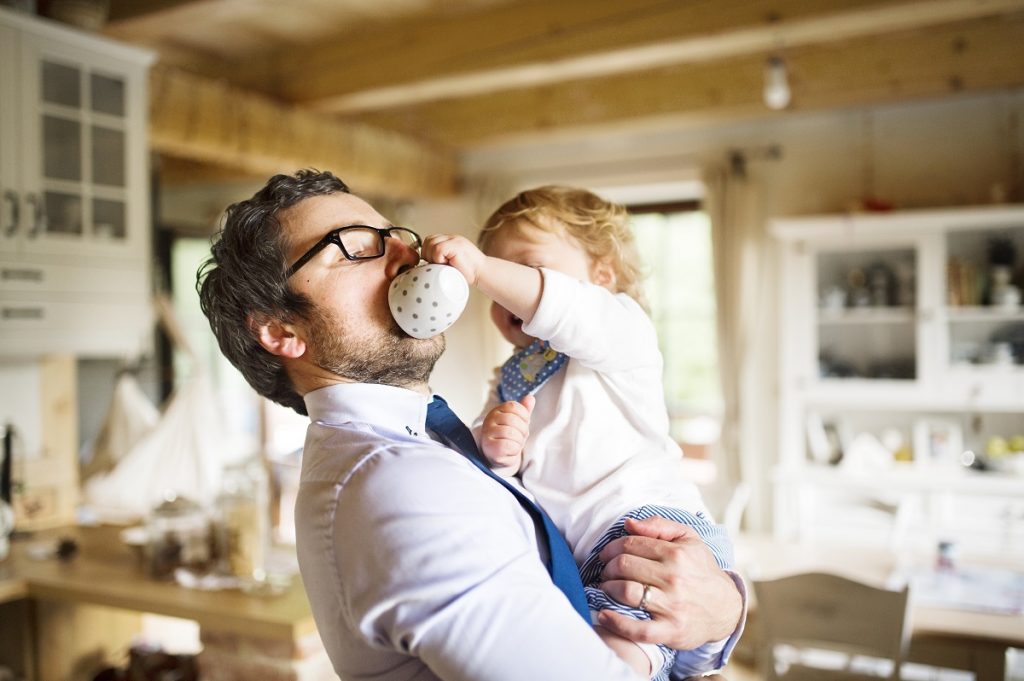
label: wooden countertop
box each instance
[0,525,316,641]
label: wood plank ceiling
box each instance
[102,0,1024,198]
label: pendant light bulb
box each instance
[763,56,791,110]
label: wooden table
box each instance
[735,533,1024,679]
[0,525,324,681]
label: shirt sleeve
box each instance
[524,267,660,373]
[333,446,643,681]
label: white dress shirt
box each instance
[295,382,642,681]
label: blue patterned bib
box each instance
[497,340,568,402]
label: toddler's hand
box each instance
[479,394,535,473]
[421,234,487,286]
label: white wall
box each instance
[464,91,1024,214]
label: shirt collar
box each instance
[304,383,432,437]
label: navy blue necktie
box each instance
[426,395,590,622]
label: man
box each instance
[198,170,744,680]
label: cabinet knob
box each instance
[2,191,18,237]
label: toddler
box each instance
[421,186,733,680]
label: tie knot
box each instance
[426,396,477,458]
[426,395,453,426]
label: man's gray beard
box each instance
[306,305,445,389]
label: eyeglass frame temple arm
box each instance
[284,233,335,278]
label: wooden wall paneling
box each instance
[14,355,78,531]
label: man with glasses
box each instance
[198,169,743,680]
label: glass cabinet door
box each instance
[815,246,918,382]
[19,41,134,257]
[89,71,128,242]
[39,59,85,242]
[945,225,1024,373]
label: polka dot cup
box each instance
[388,263,469,339]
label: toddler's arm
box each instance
[478,395,535,475]
[421,234,543,328]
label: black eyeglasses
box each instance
[286,225,422,278]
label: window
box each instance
[169,238,263,446]
[631,203,721,458]
[171,237,312,455]
[171,237,307,543]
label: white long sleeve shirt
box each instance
[478,268,713,564]
[294,382,642,681]
[475,268,746,677]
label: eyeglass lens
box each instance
[338,227,419,258]
[388,228,421,249]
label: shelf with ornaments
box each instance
[945,226,1024,373]
[815,246,918,381]
[772,206,1024,550]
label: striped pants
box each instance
[579,505,735,681]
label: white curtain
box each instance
[704,159,777,532]
[83,297,248,520]
[80,371,160,482]
[83,372,235,518]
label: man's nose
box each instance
[384,236,420,278]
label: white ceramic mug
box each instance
[389,263,469,339]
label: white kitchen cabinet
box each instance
[0,8,155,357]
[773,206,1024,556]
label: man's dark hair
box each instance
[196,169,349,416]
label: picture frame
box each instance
[912,418,964,468]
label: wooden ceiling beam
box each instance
[108,0,214,24]
[354,14,1024,147]
[264,0,1024,112]
[148,66,458,198]
[155,155,268,187]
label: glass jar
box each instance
[145,495,211,580]
[0,500,14,562]
[213,459,268,581]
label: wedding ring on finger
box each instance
[639,583,653,611]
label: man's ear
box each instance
[591,257,617,291]
[252,316,306,359]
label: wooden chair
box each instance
[753,572,910,681]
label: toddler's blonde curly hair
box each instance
[478,186,648,311]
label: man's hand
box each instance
[597,517,742,650]
[479,395,534,473]
[421,234,488,286]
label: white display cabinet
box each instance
[0,8,155,357]
[773,206,1024,556]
